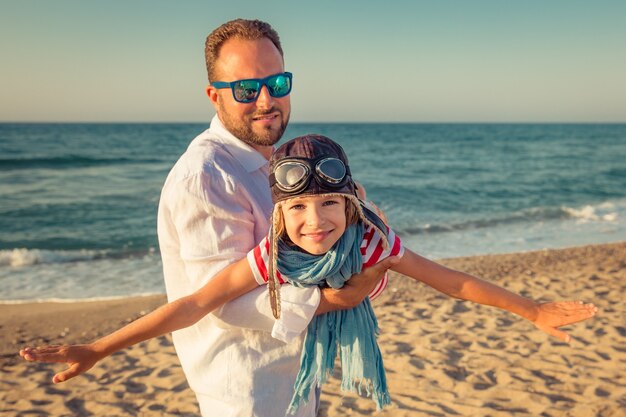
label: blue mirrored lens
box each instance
[267,74,291,97]
[233,80,261,102]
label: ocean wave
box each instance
[0,247,157,267]
[0,248,104,267]
[397,201,621,236]
[0,155,163,170]
[562,202,619,222]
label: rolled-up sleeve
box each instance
[170,171,255,282]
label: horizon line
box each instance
[2,120,625,125]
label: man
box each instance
[158,19,395,417]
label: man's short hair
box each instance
[205,19,283,82]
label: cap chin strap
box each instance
[359,201,389,239]
[268,205,282,319]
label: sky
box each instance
[1,0,625,123]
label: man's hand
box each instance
[316,256,400,315]
[531,301,598,343]
[20,344,102,383]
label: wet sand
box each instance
[1,242,624,416]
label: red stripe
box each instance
[369,273,388,300]
[364,237,384,267]
[253,240,268,282]
[361,227,376,255]
[260,238,286,284]
[390,234,402,256]
[377,274,389,298]
[369,279,383,300]
[369,281,382,300]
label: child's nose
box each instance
[306,206,325,227]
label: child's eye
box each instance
[322,200,339,206]
[289,204,305,210]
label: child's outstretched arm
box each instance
[391,249,597,343]
[20,257,257,383]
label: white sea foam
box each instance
[0,248,102,267]
[0,251,165,301]
[562,201,619,223]
[402,199,626,260]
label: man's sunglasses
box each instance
[211,72,293,103]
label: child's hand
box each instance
[20,344,101,383]
[531,301,598,343]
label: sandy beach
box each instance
[1,242,624,417]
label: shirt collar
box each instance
[209,114,271,173]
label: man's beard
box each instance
[219,106,289,148]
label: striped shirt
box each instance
[247,223,404,301]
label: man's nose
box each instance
[255,85,274,109]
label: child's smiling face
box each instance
[281,194,347,255]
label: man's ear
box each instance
[206,84,219,108]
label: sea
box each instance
[1,123,625,302]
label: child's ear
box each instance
[354,181,367,200]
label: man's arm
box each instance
[316,256,400,315]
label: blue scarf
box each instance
[276,224,391,414]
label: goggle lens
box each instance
[316,158,346,183]
[274,162,309,189]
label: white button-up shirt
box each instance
[157,115,320,417]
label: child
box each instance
[20,134,597,414]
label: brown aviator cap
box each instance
[269,134,356,204]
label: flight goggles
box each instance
[211,72,292,103]
[270,157,351,194]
